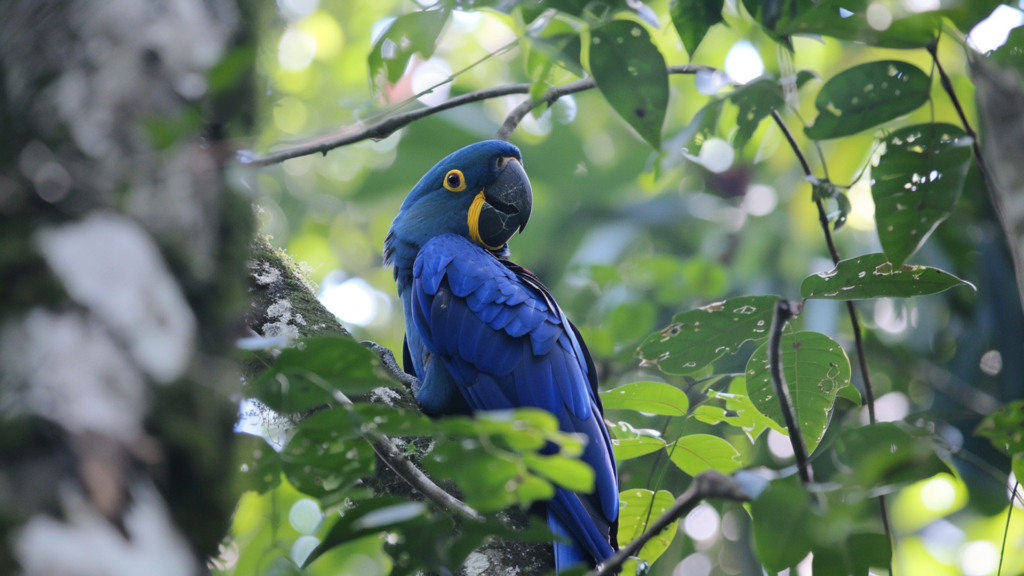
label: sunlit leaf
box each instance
[679,99,724,158]
[589,21,669,148]
[975,400,1024,457]
[749,478,813,573]
[612,436,667,460]
[801,253,976,300]
[523,453,595,493]
[670,0,725,56]
[637,295,780,375]
[600,381,690,415]
[368,9,451,97]
[695,389,787,442]
[746,331,852,454]
[778,0,939,49]
[805,61,930,140]
[617,489,677,565]
[872,123,974,267]
[668,434,742,476]
[306,497,430,567]
[247,336,388,413]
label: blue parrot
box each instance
[384,140,619,571]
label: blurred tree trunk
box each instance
[0,0,257,573]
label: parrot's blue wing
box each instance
[410,234,618,569]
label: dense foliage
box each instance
[223,0,1024,575]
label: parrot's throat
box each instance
[468,190,506,251]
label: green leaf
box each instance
[1013,456,1024,491]
[617,489,677,566]
[728,78,786,150]
[589,21,669,148]
[306,497,430,567]
[680,99,724,157]
[801,253,976,300]
[975,400,1024,457]
[670,0,725,56]
[247,336,388,413]
[234,433,282,494]
[746,331,852,455]
[835,422,953,489]
[637,295,780,375]
[695,389,787,442]
[281,429,376,499]
[668,434,742,476]
[368,9,450,97]
[600,381,690,415]
[749,478,813,573]
[523,453,595,493]
[989,25,1024,78]
[612,436,667,460]
[872,123,974,267]
[778,1,939,49]
[812,533,892,576]
[837,383,863,406]
[528,20,584,77]
[804,61,930,140]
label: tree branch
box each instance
[495,64,718,141]
[249,65,719,166]
[768,300,814,484]
[588,471,750,576]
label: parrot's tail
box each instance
[547,489,616,573]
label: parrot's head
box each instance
[386,140,532,266]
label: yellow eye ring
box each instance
[443,169,466,192]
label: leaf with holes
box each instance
[670,0,724,56]
[801,253,976,300]
[637,295,780,375]
[600,381,690,415]
[805,61,930,140]
[668,434,742,476]
[368,9,450,97]
[589,21,669,148]
[872,123,973,267]
[612,436,667,460]
[746,331,852,455]
[617,489,677,566]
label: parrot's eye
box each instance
[443,169,466,192]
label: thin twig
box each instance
[770,107,892,548]
[768,299,814,484]
[249,65,719,166]
[495,64,716,140]
[331,386,485,523]
[588,471,750,576]
[999,482,1018,576]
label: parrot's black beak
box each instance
[479,157,533,248]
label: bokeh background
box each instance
[229,1,1024,574]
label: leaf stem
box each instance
[999,482,1018,576]
[767,299,814,484]
[770,107,892,550]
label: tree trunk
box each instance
[0,0,256,573]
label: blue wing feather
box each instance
[407,234,617,569]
